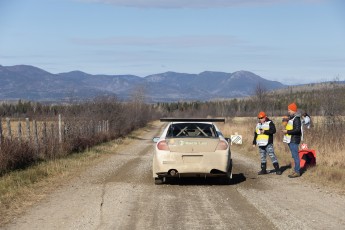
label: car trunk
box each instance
[166,138,219,153]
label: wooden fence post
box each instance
[90,120,96,136]
[26,118,31,142]
[17,121,22,142]
[63,123,67,142]
[43,122,47,152]
[0,117,2,146]
[6,118,12,141]
[50,123,55,157]
[51,123,55,141]
[33,120,39,151]
[58,114,62,143]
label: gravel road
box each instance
[3,122,345,230]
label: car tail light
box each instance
[216,140,228,150]
[157,140,170,151]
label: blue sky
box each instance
[0,0,344,85]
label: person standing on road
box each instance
[253,111,282,175]
[282,103,302,178]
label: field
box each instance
[0,116,110,141]
[1,118,59,142]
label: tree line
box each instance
[155,82,345,118]
[1,81,344,174]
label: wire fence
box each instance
[0,114,109,146]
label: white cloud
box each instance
[76,0,325,8]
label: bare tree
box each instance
[129,85,148,126]
[253,82,268,112]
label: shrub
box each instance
[0,139,37,175]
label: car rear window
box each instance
[166,123,218,138]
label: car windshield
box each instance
[166,123,218,138]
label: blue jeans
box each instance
[259,143,278,164]
[288,143,300,173]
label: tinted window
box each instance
[166,123,218,138]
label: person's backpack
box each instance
[304,114,311,128]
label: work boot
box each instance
[288,172,301,178]
[258,163,267,175]
[273,162,282,175]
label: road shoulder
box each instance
[232,152,345,230]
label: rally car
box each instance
[152,118,232,184]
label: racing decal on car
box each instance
[177,140,208,146]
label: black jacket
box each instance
[287,114,302,144]
[252,118,276,146]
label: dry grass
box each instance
[1,119,57,139]
[220,117,345,192]
[0,117,113,174]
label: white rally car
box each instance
[152,118,232,184]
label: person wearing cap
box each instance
[282,102,302,178]
[253,111,282,175]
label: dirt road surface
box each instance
[3,122,345,230]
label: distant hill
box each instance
[270,81,345,95]
[0,64,287,102]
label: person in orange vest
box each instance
[253,111,282,175]
[282,102,302,178]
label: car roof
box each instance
[168,122,213,124]
[160,118,225,123]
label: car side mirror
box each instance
[225,138,230,143]
[152,137,160,143]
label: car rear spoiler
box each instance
[160,118,225,123]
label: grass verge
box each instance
[221,117,345,194]
[0,137,129,226]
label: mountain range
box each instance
[0,64,287,102]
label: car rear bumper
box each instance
[156,171,228,178]
[152,151,231,178]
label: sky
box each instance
[0,0,344,85]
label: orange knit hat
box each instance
[288,103,297,112]
[257,111,266,119]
